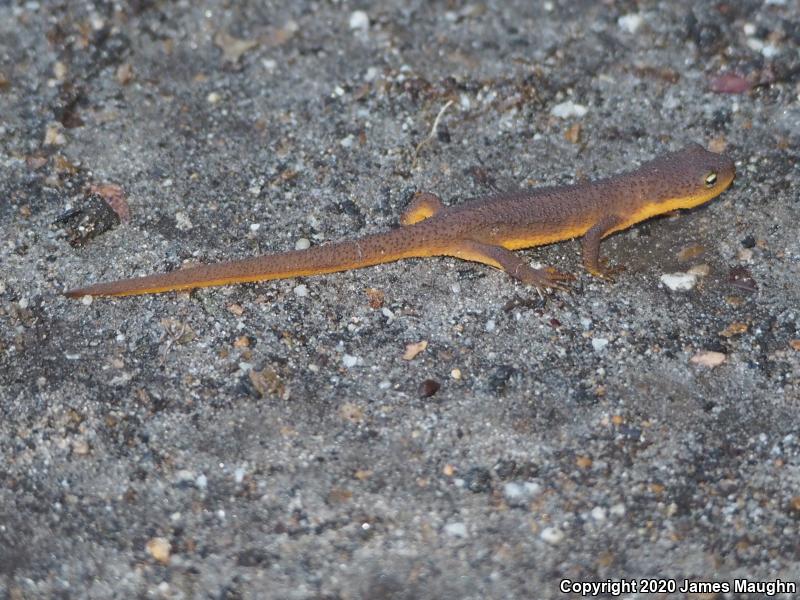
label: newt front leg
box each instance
[581,216,626,280]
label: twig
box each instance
[413,100,454,166]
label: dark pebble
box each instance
[464,467,493,493]
[418,379,440,398]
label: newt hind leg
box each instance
[447,240,573,291]
[400,192,445,225]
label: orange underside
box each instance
[499,225,592,250]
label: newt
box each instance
[64,143,735,298]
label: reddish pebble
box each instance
[709,73,752,94]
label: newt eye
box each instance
[704,172,718,187]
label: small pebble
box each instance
[617,14,643,34]
[174,469,192,481]
[81,294,93,306]
[590,506,607,521]
[540,526,564,544]
[687,264,710,277]
[53,61,68,80]
[174,212,193,231]
[444,522,467,538]
[146,537,171,564]
[44,123,66,145]
[550,101,588,118]
[660,272,697,291]
[591,338,609,352]
[72,439,90,455]
[402,340,428,360]
[349,10,369,31]
[234,467,246,484]
[450,368,462,380]
[503,481,541,504]
[295,237,310,250]
[690,350,726,368]
[485,319,496,333]
[293,284,308,297]
[418,379,440,398]
[342,354,359,367]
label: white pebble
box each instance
[342,354,359,367]
[591,338,609,352]
[293,284,308,297]
[174,469,194,484]
[349,10,369,31]
[660,272,697,291]
[761,44,779,58]
[540,526,564,544]
[364,66,379,82]
[175,211,193,231]
[485,319,496,333]
[590,506,607,521]
[550,101,588,118]
[617,14,643,34]
[81,294,93,306]
[195,474,208,489]
[444,522,467,538]
[295,238,310,250]
[503,481,541,503]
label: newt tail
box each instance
[64,143,735,298]
[63,224,447,297]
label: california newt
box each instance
[65,143,735,298]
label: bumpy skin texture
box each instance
[64,144,735,297]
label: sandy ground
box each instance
[1,1,799,598]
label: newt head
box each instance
[604,143,736,236]
[648,143,736,210]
